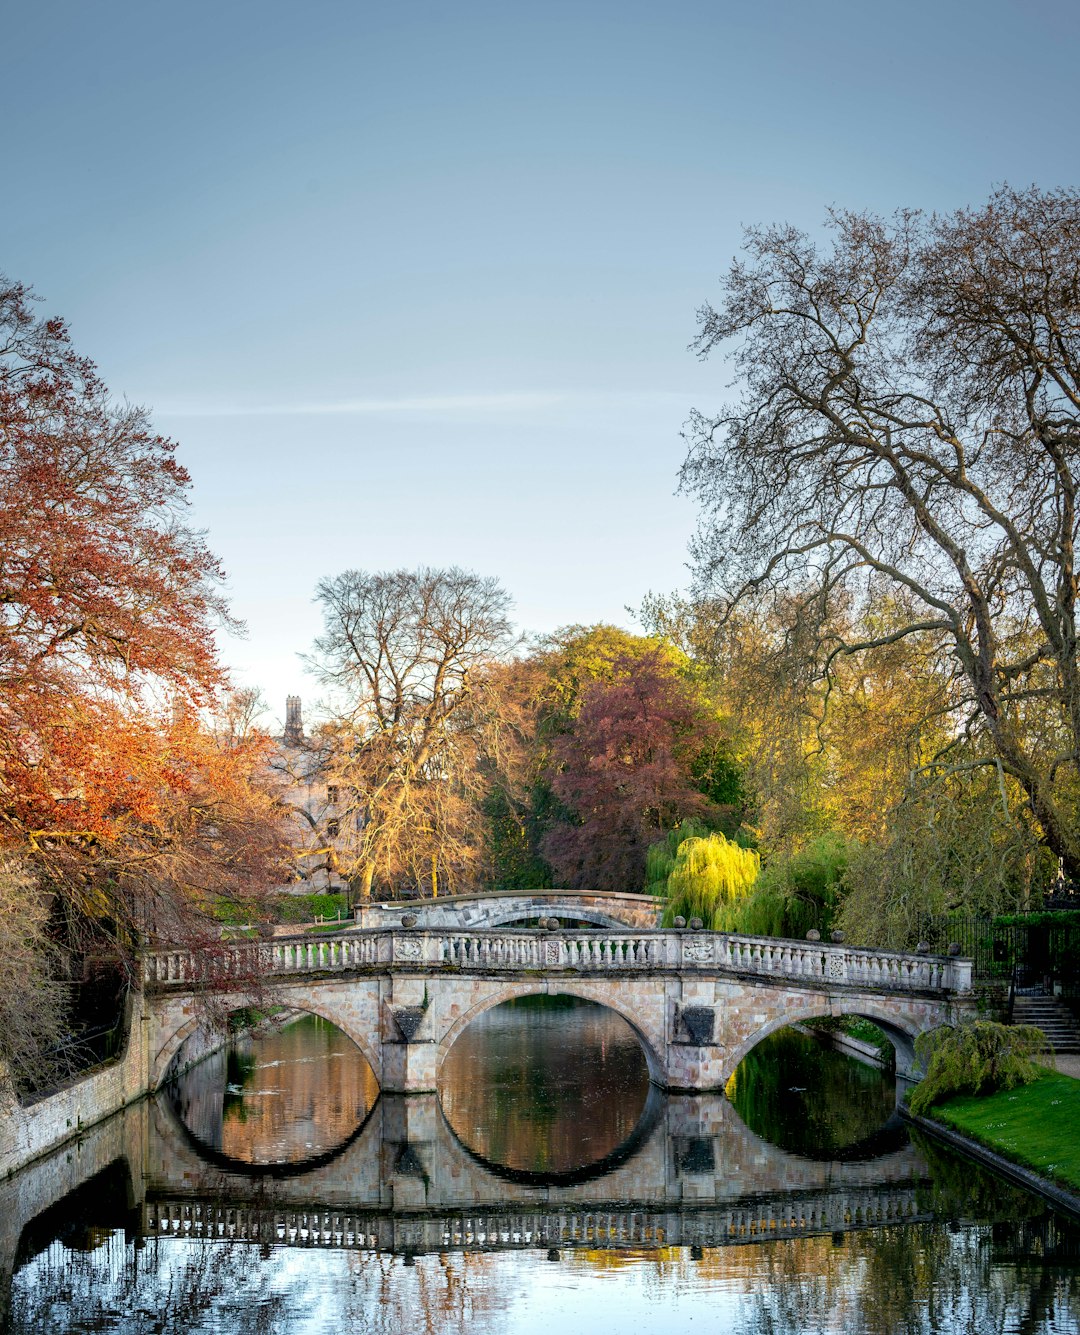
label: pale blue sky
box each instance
[4,0,1077,725]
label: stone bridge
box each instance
[353,889,660,932]
[144,925,974,1092]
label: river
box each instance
[4,998,1080,1333]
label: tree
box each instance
[541,650,725,890]
[306,566,515,898]
[682,186,1080,877]
[662,831,760,929]
[0,278,287,928]
[475,624,692,890]
[0,277,291,1083]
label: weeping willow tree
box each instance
[662,832,760,929]
[644,818,714,897]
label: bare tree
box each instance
[682,186,1080,876]
[306,567,515,899]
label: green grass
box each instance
[273,893,349,924]
[930,1069,1080,1193]
[212,892,349,927]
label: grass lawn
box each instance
[931,1069,1080,1193]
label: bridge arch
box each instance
[150,1000,384,1090]
[722,1002,921,1083]
[433,981,668,1087]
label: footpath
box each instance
[902,1055,1080,1220]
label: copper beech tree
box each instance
[683,186,1080,879]
[541,651,726,891]
[0,276,288,1001]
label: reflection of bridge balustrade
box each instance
[142,1188,929,1255]
[144,929,972,995]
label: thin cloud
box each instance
[156,392,569,418]
[154,389,699,419]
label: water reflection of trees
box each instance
[10,1203,1080,1334]
[728,1027,899,1158]
[10,1233,513,1335]
[340,1252,510,1335]
[8,1232,303,1334]
[439,997,650,1174]
[724,1229,1080,1335]
[168,1014,379,1167]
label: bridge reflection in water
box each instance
[143,999,929,1250]
[6,1001,1080,1335]
[146,1074,935,1256]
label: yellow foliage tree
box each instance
[664,832,760,929]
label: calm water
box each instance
[4,1000,1080,1334]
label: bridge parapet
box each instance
[144,1189,927,1254]
[143,928,971,996]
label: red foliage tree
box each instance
[541,651,722,890]
[0,276,288,947]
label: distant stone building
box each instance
[271,696,347,895]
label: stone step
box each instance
[1009,995,1080,1055]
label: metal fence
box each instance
[918,912,1080,993]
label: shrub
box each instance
[0,857,72,1094]
[908,1020,1045,1116]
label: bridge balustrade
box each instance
[143,928,971,995]
[143,1188,926,1254]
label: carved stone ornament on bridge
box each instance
[393,936,424,962]
[674,1135,717,1174]
[677,1005,715,1045]
[544,938,561,965]
[392,1007,426,1042]
[827,954,846,980]
[393,1142,428,1178]
[681,937,715,964]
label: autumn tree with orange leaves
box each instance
[0,276,289,1086]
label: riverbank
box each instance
[903,1067,1080,1220]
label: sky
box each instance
[4,0,1078,730]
